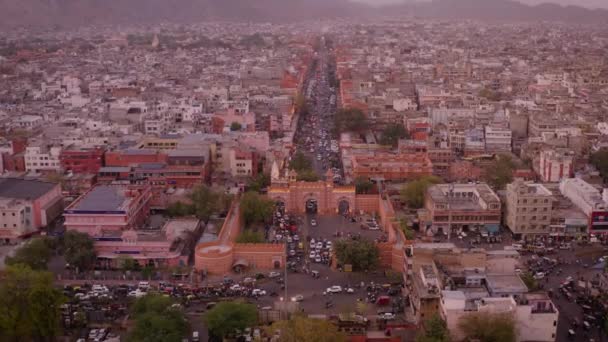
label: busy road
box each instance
[294,36,343,182]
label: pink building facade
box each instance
[64,184,152,236]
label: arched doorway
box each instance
[306,198,318,214]
[338,199,350,215]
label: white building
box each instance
[539,149,574,183]
[441,292,558,342]
[559,177,607,216]
[485,125,512,153]
[24,145,62,173]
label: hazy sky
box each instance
[351,0,608,9]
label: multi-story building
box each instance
[60,147,105,174]
[442,293,558,342]
[350,152,433,181]
[559,178,608,236]
[104,149,167,167]
[505,179,554,239]
[425,183,501,235]
[24,144,62,173]
[0,178,63,243]
[229,148,258,178]
[538,149,574,183]
[485,125,512,153]
[64,184,152,236]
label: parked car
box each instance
[311,219,318,227]
[327,286,343,293]
[291,294,304,302]
[379,312,396,320]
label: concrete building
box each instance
[485,125,512,153]
[539,149,574,183]
[506,180,554,239]
[0,178,63,242]
[64,184,152,236]
[425,183,501,235]
[95,218,199,268]
[24,144,62,173]
[350,152,433,182]
[559,178,608,235]
[441,293,558,342]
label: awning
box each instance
[232,259,250,268]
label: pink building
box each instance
[0,178,64,243]
[539,149,574,183]
[64,184,152,236]
[95,219,200,268]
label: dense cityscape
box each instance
[1,3,608,342]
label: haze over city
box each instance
[1,1,608,342]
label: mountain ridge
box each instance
[0,0,606,30]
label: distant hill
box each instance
[384,0,608,24]
[0,0,367,29]
[0,0,606,30]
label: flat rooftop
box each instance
[69,185,131,212]
[0,178,57,200]
[486,274,528,294]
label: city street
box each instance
[295,36,343,181]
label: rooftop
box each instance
[69,185,133,212]
[0,178,58,200]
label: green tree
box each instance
[129,294,188,342]
[458,313,516,342]
[355,177,374,194]
[205,302,257,339]
[379,123,409,147]
[118,255,138,271]
[334,108,368,134]
[591,148,608,182]
[62,230,97,271]
[399,219,416,240]
[267,315,347,342]
[334,239,379,271]
[290,151,312,172]
[400,176,442,209]
[520,272,540,291]
[297,169,320,182]
[240,191,275,227]
[189,185,222,224]
[417,314,450,342]
[5,237,52,270]
[483,154,514,190]
[236,230,265,243]
[166,201,194,217]
[0,264,64,341]
[248,173,270,193]
[230,121,242,131]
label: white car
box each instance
[230,284,242,291]
[326,286,343,293]
[315,256,322,263]
[309,240,316,248]
[252,289,267,296]
[268,271,281,278]
[138,281,150,290]
[309,252,316,259]
[287,236,293,243]
[128,290,146,298]
[311,219,318,227]
[326,241,332,248]
[379,312,396,320]
[293,235,300,241]
[346,288,355,293]
[316,242,323,249]
[291,294,304,302]
[533,272,545,280]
